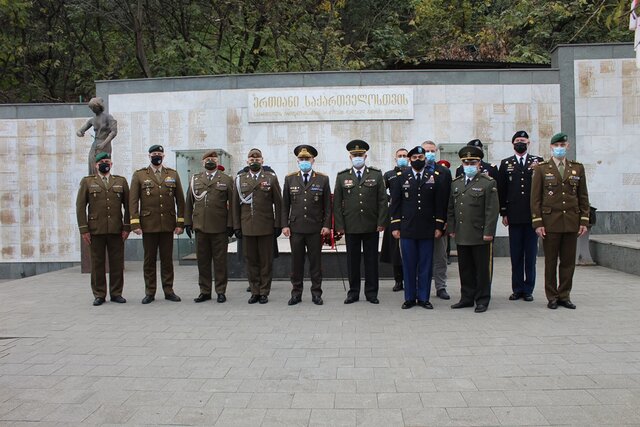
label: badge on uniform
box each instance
[426,175,434,184]
[165,177,175,183]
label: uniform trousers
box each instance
[400,238,434,302]
[290,232,323,297]
[508,223,538,295]
[196,231,229,296]
[542,232,577,302]
[345,232,379,300]
[142,232,175,296]
[244,234,274,296]
[457,243,493,306]
[432,236,448,291]
[90,233,124,299]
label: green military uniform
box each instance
[185,163,234,298]
[232,153,283,299]
[130,156,185,298]
[76,165,130,301]
[530,133,589,305]
[447,146,499,311]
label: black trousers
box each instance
[456,243,493,307]
[345,232,379,300]
[290,232,323,297]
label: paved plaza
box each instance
[1,258,640,426]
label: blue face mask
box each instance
[298,160,312,173]
[352,157,365,169]
[425,152,436,163]
[463,165,478,178]
[396,157,408,168]
[552,146,567,158]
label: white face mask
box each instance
[351,157,365,169]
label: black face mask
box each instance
[151,155,163,166]
[98,163,110,174]
[411,159,426,171]
[514,142,528,154]
[249,162,261,172]
[204,161,217,171]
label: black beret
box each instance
[294,144,318,158]
[407,146,425,157]
[148,144,164,153]
[512,131,529,143]
[467,139,483,148]
[346,139,369,154]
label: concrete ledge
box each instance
[0,262,80,280]
[590,234,640,276]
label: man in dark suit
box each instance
[455,139,498,180]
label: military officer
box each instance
[531,132,589,310]
[333,139,388,304]
[184,150,234,304]
[448,145,499,313]
[130,144,185,304]
[455,139,498,179]
[497,130,544,302]
[233,148,283,304]
[76,152,130,306]
[390,146,448,309]
[282,145,332,306]
[380,148,408,292]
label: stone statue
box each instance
[77,97,118,174]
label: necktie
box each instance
[416,172,421,183]
[303,173,309,185]
[357,170,362,182]
[466,178,470,186]
[208,174,213,181]
[102,176,108,186]
[519,157,524,167]
[558,161,564,176]
[155,169,161,180]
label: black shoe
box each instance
[523,294,534,302]
[93,297,105,306]
[246,286,251,292]
[111,296,126,304]
[558,299,576,309]
[259,295,268,304]
[474,304,488,313]
[141,295,155,304]
[367,298,379,304]
[288,296,301,306]
[248,295,259,304]
[547,300,558,309]
[436,289,450,300]
[344,296,359,304]
[451,301,473,309]
[509,293,521,301]
[401,300,415,309]
[392,281,404,292]
[217,294,226,303]
[419,301,434,309]
[194,293,212,303]
[312,296,323,305]
[165,293,181,302]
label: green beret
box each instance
[95,152,111,162]
[148,144,164,153]
[550,132,568,144]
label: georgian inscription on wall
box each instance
[248,87,414,122]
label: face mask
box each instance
[249,162,261,172]
[396,157,408,168]
[204,161,217,171]
[411,159,426,171]
[151,155,163,166]
[552,146,566,158]
[425,152,436,163]
[351,157,365,169]
[298,160,312,173]
[463,165,478,178]
[514,142,528,154]
[98,163,110,174]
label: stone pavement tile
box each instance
[355,379,397,393]
[123,377,170,391]
[285,357,321,369]
[123,390,173,406]
[262,367,302,380]
[587,388,640,405]
[163,378,207,392]
[213,408,266,426]
[420,391,467,408]
[337,367,374,380]
[82,404,137,425]
[172,407,222,426]
[299,367,337,380]
[377,392,422,409]
[446,407,500,426]
[394,379,436,393]
[410,365,451,379]
[86,364,129,377]
[170,391,213,407]
[509,375,597,390]
[249,358,286,368]
[125,405,181,425]
[537,405,596,425]
[0,374,63,390]
[218,357,258,368]
[261,408,310,427]
[0,364,29,375]
[558,363,603,376]
[334,393,377,409]
[291,392,334,409]
[517,364,573,377]
[0,403,60,422]
[188,366,229,379]
[472,377,520,391]
[505,391,555,406]
[433,378,478,392]
[354,357,390,368]
[12,388,95,404]
[309,409,356,427]
[461,391,511,407]
[227,366,266,379]
[491,406,549,426]
[237,379,281,393]
[247,392,294,409]
[339,348,372,358]
[401,408,452,426]
[315,380,357,393]
[318,357,354,368]
[204,392,252,408]
[581,404,640,425]
[41,402,101,423]
[388,357,427,369]
[588,374,640,389]
[544,389,599,405]
[83,389,135,407]
[0,401,21,417]
[355,408,403,427]
[373,367,413,380]
[277,379,321,393]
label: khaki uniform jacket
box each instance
[333,167,388,234]
[185,171,234,233]
[130,166,185,232]
[447,174,499,246]
[76,174,130,235]
[282,171,332,234]
[232,169,283,236]
[530,159,590,233]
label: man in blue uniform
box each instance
[497,131,543,302]
[455,139,498,180]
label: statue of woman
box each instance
[77,97,118,174]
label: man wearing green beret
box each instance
[76,152,130,306]
[531,132,590,310]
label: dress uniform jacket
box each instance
[130,166,185,232]
[233,169,283,235]
[497,154,543,224]
[380,167,404,266]
[282,171,331,233]
[455,161,498,180]
[333,167,387,233]
[530,160,590,232]
[185,171,234,232]
[447,174,499,245]
[77,175,131,234]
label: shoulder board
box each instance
[537,161,548,165]
[368,166,381,171]
[137,167,147,172]
[479,174,494,181]
[314,171,326,176]
[338,168,351,174]
[111,174,124,179]
[263,170,276,176]
[286,171,298,177]
[396,171,402,176]
[452,175,464,182]
[263,165,274,172]
[164,166,175,171]
[83,175,94,179]
[569,160,582,165]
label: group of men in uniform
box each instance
[77,131,589,312]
